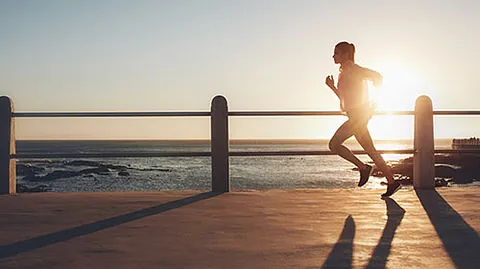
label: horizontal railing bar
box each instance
[229,149,416,156]
[233,149,478,155]
[229,111,480,116]
[13,111,406,118]
[11,149,415,159]
[12,112,211,118]
[12,110,480,118]
[228,111,415,116]
[11,149,480,159]
[432,111,480,115]
[12,152,212,159]
[433,149,480,154]
[229,111,345,116]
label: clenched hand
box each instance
[325,75,335,89]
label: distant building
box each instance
[452,137,480,149]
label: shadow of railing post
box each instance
[0,96,16,194]
[0,191,220,258]
[415,189,480,267]
[211,95,230,192]
[413,95,435,189]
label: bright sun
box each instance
[369,63,427,111]
[367,63,429,140]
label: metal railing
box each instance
[1,95,480,194]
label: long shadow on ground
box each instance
[0,192,220,259]
[416,189,480,268]
[321,215,355,269]
[321,198,405,269]
[365,198,405,269]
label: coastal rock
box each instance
[19,159,171,182]
[80,167,110,175]
[380,177,449,187]
[374,154,480,185]
[29,185,51,192]
[434,164,457,178]
[451,173,474,184]
[16,183,51,193]
[23,167,111,182]
[118,171,130,176]
[22,174,40,181]
[40,170,79,181]
[64,160,129,170]
[137,168,172,172]
[435,178,449,187]
[16,163,45,176]
[64,160,101,167]
[16,183,30,192]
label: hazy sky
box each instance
[1,0,480,140]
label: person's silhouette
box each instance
[326,41,401,197]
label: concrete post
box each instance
[413,95,435,189]
[210,95,229,192]
[0,96,16,194]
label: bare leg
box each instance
[329,119,367,169]
[355,127,395,184]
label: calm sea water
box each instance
[16,139,454,192]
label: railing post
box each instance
[210,95,230,192]
[414,95,435,189]
[0,96,16,194]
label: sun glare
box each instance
[367,63,427,140]
[369,64,427,111]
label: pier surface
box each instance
[1,187,479,268]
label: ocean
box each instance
[15,139,457,192]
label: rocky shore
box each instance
[16,160,172,193]
[15,153,480,192]
[367,153,480,187]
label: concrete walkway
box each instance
[0,187,479,269]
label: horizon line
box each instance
[16,138,454,144]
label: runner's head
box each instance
[333,42,355,64]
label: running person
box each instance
[325,41,401,197]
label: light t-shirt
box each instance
[337,62,382,113]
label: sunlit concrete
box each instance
[0,187,478,269]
